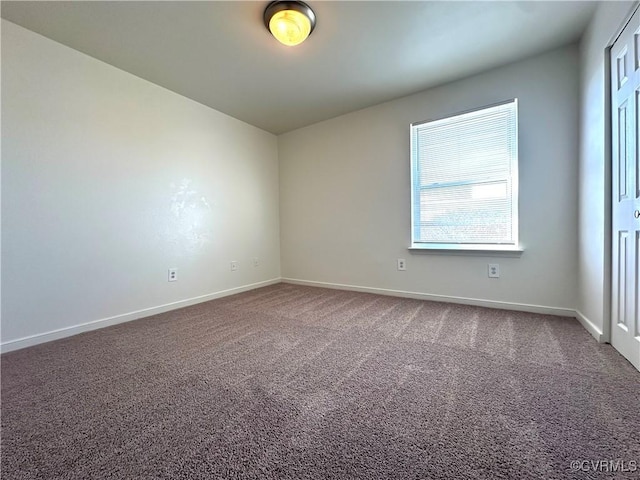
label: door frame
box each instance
[606,2,640,345]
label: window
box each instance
[410,99,519,251]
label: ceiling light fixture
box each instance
[264,1,316,47]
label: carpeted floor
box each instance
[1,283,639,479]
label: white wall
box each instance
[1,20,281,350]
[279,46,579,314]
[578,1,637,341]
[5,8,631,351]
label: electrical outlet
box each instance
[488,264,500,278]
[168,268,178,282]
[230,261,238,272]
[397,258,406,271]
[253,257,259,267]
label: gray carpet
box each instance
[1,283,639,479]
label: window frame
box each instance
[409,99,521,253]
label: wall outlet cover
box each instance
[168,268,178,282]
[488,264,500,278]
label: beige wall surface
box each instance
[6,4,634,349]
[280,46,580,313]
[1,20,281,347]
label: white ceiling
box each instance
[1,1,598,134]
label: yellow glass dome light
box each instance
[264,1,316,47]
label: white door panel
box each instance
[611,6,640,372]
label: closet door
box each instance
[611,6,640,371]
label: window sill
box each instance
[408,244,524,257]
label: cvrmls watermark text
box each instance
[570,460,637,473]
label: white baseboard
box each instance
[2,278,594,354]
[0,278,281,354]
[574,309,605,342]
[282,277,577,317]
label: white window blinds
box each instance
[410,99,518,247]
